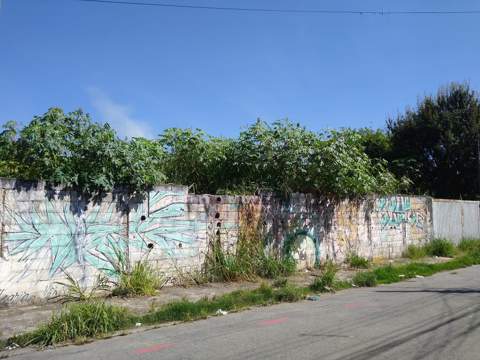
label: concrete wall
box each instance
[432,199,480,244]
[0,179,436,306]
[262,194,432,267]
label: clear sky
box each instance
[1,0,479,138]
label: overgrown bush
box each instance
[112,261,164,297]
[425,238,456,257]
[11,302,132,346]
[403,244,427,259]
[353,271,377,287]
[346,253,369,268]
[310,261,338,292]
[273,284,305,302]
[0,112,404,196]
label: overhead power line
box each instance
[77,0,480,15]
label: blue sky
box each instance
[0,0,479,138]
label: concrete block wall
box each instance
[0,179,437,306]
[261,194,432,267]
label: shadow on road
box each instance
[375,288,480,294]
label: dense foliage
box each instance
[0,108,165,193]
[387,83,480,199]
[0,109,402,196]
[2,82,479,198]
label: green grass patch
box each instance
[8,284,307,348]
[425,238,456,257]
[458,238,480,253]
[353,271,377,287]
[112,261,165,297]
[403,244,427,259]
[9,302,133,347]
[204,238,295,282]
[309,261,352,292]
[346,253,370,269]
[310,261,337,292]
[404,238,456,259]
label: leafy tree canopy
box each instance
[0,110,404,197]
[387,83,480,199]
[0,108,165,194]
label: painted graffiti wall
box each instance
[0,178,436,306]
[262,194,432,264]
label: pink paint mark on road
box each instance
[344,302,372,310]
[135,343,175,355]
[259,317,289,326]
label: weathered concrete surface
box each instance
[5,265,480,360]
[0,177,435,306]
[433,199,480,243]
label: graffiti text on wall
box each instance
[375,196,425,230]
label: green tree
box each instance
[387,83,480,199]
[355,128,392,161]
[4,108,165,194]
[158,128,232,194]
[0,120,21,177]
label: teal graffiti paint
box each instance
[129,190,200,257]
[376,196,424,230]
[5,200,125,276]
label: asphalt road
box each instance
[7,266,480,360]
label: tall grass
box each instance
[11,302,133,347]
[425,238,456,257]
[458,238,480,253]
[10,284,306,347]
[404,238,456,259]
[52,273,110,303]
[204,239,295,282]
[309,261,352,292]
[204,204,295,282]
[345,253,370,268]
[112,261,165,297]
[403,244,427,259]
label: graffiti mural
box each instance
[4,188,201,279]
[129,190,201,257]
[375,196,426,230]
[5,200,125,276]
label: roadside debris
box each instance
[5,342,19,350]
[215,309,228,316]
[306,295,321,301]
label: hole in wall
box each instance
[216,197,222,203]
[141,215,147,221]
[216,230,221,235]
[217,222,221,227]
[178,243,183,248]
[147,243,154,249]
[215,212,220,219]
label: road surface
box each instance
[6,265,480,360]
